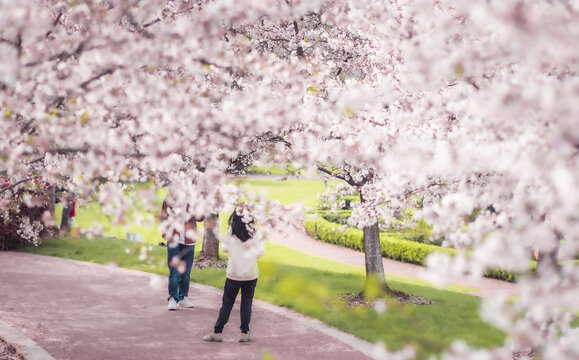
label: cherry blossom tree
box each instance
[1,0,578,359]
[300,2,579,359]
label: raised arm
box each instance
[160,200,179,242]
[254,231,265,259]
[183,205,205,244]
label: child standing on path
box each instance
[203,207,264,343]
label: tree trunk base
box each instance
[193,255,227,269]
[344,289,434,307]
[197,252,218,262]
[362,273,391,298]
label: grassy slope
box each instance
[243,178,334,207]
[40,177,506,359]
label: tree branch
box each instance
[45,11,64,37]
[0,177,39,195]
[22,147,89,157]
[143,18,161,28]
[317,165,365,187]
[25,40,89,67]
[0,37,18,47]
[466,76,480,91]
[80,67,118,90]
[396,180,447,200]
[197,58,235,75]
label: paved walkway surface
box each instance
[0,252,375,360]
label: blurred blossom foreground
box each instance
[1,1,578,359]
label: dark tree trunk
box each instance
[60,202,73,232]
[360,192,390,292]
[315,166,392,297]
[47,186,56,217]
[41,186,58,238]
[362,221,390,291]
[199,213,219,260]
[536,244,559,276]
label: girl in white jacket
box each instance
[203,207,264,343]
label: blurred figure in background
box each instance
[160,199,204,311]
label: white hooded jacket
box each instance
[221,229,264,281]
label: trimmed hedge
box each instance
[320,210,352,225]
[304,217,535,282]
[305,217,364,251]
[380,233,456,265]
[304,218,453,265]
[316,209,440,245]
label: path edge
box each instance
[0,319,55,360]
[255,299,377,358]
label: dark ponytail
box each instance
[228,209,254,242]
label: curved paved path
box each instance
[0,252,374,360]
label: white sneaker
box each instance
[168,298,177,311]
[180,297,194,308]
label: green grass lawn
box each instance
[20,236,505,359]
[55,184,167,244]
[243,177,335,207]
[61,178,331,244]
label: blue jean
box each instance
[167,243,195,302]
[214,278,258,334]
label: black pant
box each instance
[214,278,258,334]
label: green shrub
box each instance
[317,209,352,225]
[397,220,441,245]
[316,207,440,246]
[379,233,456,265]
[304,218,535,282]
[483,268,515,282]
[305,218,364,251]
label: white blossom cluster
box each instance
[1,0,578,358]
